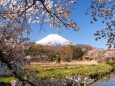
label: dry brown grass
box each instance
[30,60,98,69]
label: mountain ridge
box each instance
[36,34,75,46]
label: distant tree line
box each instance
[25,44,93,62]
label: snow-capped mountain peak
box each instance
[36,34,74,46]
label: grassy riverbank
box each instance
[0,62,114,84]
[0,77,15,83]
[32,63,112,79]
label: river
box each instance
[92,73,115,86]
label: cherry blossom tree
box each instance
[0,0,78,85]
[0,0,114,85]
[87,0,115,48]
[87,49,104,60]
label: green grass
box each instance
[32,63,112,79]
[0,77,15,83]
[107,62,115,68]
[0,63,113,83]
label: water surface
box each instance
[92,77,115,86]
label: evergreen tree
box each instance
[72,47,83,60]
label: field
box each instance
[0,61,114,84]
[30,62,112,79]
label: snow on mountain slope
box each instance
[36,34,75,46]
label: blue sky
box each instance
[30,0,108,49]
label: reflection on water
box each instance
[92,74,115,86]
[92,70,115,86]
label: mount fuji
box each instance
[36,34,75,46]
